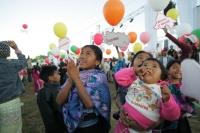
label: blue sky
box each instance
[0,0,199,58]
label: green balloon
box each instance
[191,29,200,47]
[47,51,52,56]
[71,45,77,53]
[40,58,44,63]
[35,56,39,60]
[61,54,65,58]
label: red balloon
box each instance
[179,34,199,47]
[54,55,60,59]
[60,58,63,61]
[22,24,28,29]
[44,58,49,64]
[75,48,81,55]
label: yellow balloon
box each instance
[167,9,179,20]
[53,22,67,38]
[133,42,142,53]
[49,43,56,50]
[60,52,65,55]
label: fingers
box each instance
[120,114,129,127]
[121,119,129,127]
[77,66,80,73]
[119,108,130,127]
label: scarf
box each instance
[62,69,111,133]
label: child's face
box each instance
[140,60,162,84]
[168,63,182,79]
[50,70,61,83]
[133,53,150,69]
[79,47,100,70]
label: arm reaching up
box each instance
[115,67,137,87]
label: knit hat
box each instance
[0,41,10,58]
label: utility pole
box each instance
[96,25,100,33]
[90,32,94,45]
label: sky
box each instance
[0,0,199,59]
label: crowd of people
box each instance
[0,27,199,133]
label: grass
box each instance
[21,82,200,133]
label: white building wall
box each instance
[197,6,200,28]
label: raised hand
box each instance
[162,27,168,34]
[136,67,146,81]
[6,40,19,50]
[66,59,80,82]
[160,85,171,102]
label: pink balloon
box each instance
[94,33,103,45]
[119,43,128,51]
[140,32,151,44]
[179,34,199,47]
[75,48,81,54]
[45,58,49,64]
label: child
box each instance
[114,51,163,132]
[114,58,180,133]
[57,45,111,133]
[37,66,66,133]
[32,65,41,94]
[0,41,27,133]
[114,51,152,120]
[157,60,194,133]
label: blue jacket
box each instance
[158,56,174,65]
[113,58,126,74]
[0,53,27,104]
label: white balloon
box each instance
[176,23,192,37]
[52,47,60,56]
[148,0,170,12]
[98,44,105,53]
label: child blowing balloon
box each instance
[114,58,180,133]
[56,45,111,133]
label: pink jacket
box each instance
[115,67,180,128]
[32,70,40,80]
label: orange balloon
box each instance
[106,49,111,55]
[103,0,125,26]
[128,32,137,43]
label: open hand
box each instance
[6,40,19,50]
[160,85,171,102]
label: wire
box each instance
[69,0,136,29]
[69,0,137,39]
[69,12,102,29]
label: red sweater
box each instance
[166,33,193,61]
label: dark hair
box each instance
[39,65,57,82]
[33,65,40,73]
[166,60,181,70]
[82,45,102,70]
[131,51,153,66]
[144,58,168,81]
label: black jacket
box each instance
[37,83,66,132]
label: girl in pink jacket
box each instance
[114,58,180,133]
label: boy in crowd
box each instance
[37,66,67,133]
